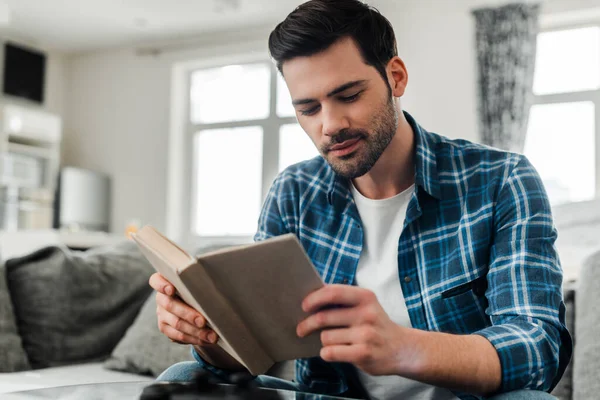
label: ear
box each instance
[386,56,408,98]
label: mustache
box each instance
[323,129,368,152]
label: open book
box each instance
[131,226,324,376]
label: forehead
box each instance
[281,37,378,98]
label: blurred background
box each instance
[0,0,597,279]
[0,2,599,396]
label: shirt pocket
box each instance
[428,274,491,334]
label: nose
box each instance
[321,104,350,137]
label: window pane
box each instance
[524,102,595,205]
[533,27,600,95]
[193,127,263,236]
[276,73,295,117]
[190,63,270,124]
[279,124,320,171]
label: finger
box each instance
[320,326,379,347]
[159,309,217,343]
[320,344,371,364]
[302,284,364,313]
[320,328,354,346]
[160,323,205,346]
[297,307,358,338]
[149,273,175,296]
[156,292,206,328]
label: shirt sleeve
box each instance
[473,155,573,393]
[254,173,291,242]
[192,174,291,378]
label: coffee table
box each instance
[1,381,149,399]
[1,381,356,399]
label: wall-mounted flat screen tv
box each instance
[3,42,46,104]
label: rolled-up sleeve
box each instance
[474,156,572,392]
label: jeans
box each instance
[156,361,557,399]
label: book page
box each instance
[131,227,249,369]
[131,227,194,273]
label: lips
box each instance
[329,138,361,152]
[327,138,362,157]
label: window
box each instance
[192,126,264,236]
[525,27,600,205]
[279,123,319,172]
[186,62,318,239]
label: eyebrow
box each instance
[291,80,368,106]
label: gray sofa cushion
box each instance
[573,250,600,400]
[104,292,195,377]
[5,241,154,369]
[0,263,30,372]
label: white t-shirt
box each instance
[351,183,458,400]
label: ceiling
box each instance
[1,0,581,55]
[0,0,310,53]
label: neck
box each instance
[351,109,415,200]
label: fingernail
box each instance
[301,301,309,313]
[208,332,217,343]
[195,317,204,328]
[165,286,174,296]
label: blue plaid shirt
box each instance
[196,112,572,399]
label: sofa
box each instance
[0,237,294,395]
[0,199,598,399]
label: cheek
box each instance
[350,102,375,127]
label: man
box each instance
[149,1,571,399]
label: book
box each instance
[131,226,324,376]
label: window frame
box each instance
[175,57,298,247]
[529,23,600,201]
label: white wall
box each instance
[379,0,482,143]
[44,51,67,117]
[64,48,170,234]
[64,29,269,234]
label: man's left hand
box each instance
[297,284,415,376]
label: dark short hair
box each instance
[268,0,398,86]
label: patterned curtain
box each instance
[472,3,540,152]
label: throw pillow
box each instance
[0,263,30,372]
[104,285,296,380]
[104,292,195,377]
[5,240,154,369]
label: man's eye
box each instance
[340,92,361,102]
[300,105,320,116]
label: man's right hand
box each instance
[149,273,218,346]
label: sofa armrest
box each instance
[573,250,600,399]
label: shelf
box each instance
[6,142,58,160]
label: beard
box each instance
[320,96,398,179]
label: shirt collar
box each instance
[327,111,441,205]
[406,111,441,200]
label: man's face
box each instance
[282,37,398,179]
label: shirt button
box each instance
[404,276,412,283]
[342,278,349,284]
